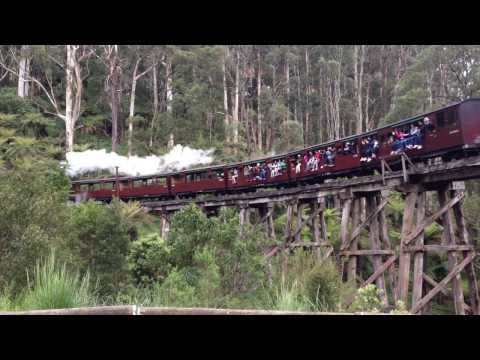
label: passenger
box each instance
[279,159,286,174]
[423,116,436,132]
[268,162,275,178]
[271,161,278,177]
[307,151,315,171]
[371,138,379,158]
[232,168,238,184]
[295,155,302,174]
[343,141,354,155]
[313,150,321,171]
[407,123,422,150]
[360,137,373,162]
[391,128,409,155]
[324,147,335,167]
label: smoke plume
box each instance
[64,145,215,177]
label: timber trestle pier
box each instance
[138,154,480,315]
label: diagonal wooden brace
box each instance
[411,252,475,314]
[341,198,389,251]
[403,192,464,246]
[344,255,397,308]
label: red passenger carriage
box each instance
[71,98,480,202]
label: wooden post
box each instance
[366,194,388,306]
[347,198,361,283]
[160,208,170,238]
[267,203,276,241]
[378,193,396,303]
[295,203,307,244]
[452,192,480,315]
[340,197,353,278]
[239,203,249,239]
[283,200,295,280]
[412,192,426,314]
[397,191,418,305]
[438,188,465,315]
[401,154,408,182]
[310,200,322,259]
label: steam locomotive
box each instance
[71,98,480,202]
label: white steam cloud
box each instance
[64,144,215,177]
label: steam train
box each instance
[71,98,480,202]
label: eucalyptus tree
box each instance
[0,45,94,152]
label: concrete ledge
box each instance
[0,305,394,315]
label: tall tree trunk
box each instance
[128,59,141,157]
[365,75,371,130]
[111,76,119,153]
[150,59,158,147]
[285,57,290,124]
[65,45,75,152]
[233,48,240,147]
[18,45,30,98]
[166,59,173,113]
[353,45,364,134]
[223,47,230,143]
[257,49,262,152]
[305,47,310,145]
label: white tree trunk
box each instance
[17,45,30,98]
[166,60,173,113]
[150,60,158,147]
[65,45,75,152]
[305,47,310,145]
[223,48,230,143]
[257,49,262,152]
[128,59,140,157]
[233,48,240,146]
[285,58,290,123]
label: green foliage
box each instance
[390,300,409,315]
[167,203,214,268]
[350,284,383,313]
[0,87,37,114]
[0,164,70,294]
[21,252,96,310]
[67,199,131,295]
[273,280,313,312]
[269,251,347,313]
[304,259,344,312]
[128,234,172,287]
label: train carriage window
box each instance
[172,175,183,185]
[445,109,456,126]
[156,177,167,186]
[133,180,144,188]
[437,110,456,128]
[437,111,445,127]
[215,170,224,181]
[191,172,209,182]
[103,182,114,190]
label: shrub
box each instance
[128,234,172,287]
[273,280,312,312]
[67,200,130,295]
[0,164,70,294]
[350,284,383,313]
[304,259,343,312]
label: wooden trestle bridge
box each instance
[139,154,480,315]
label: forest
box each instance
[1,45,480,314]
